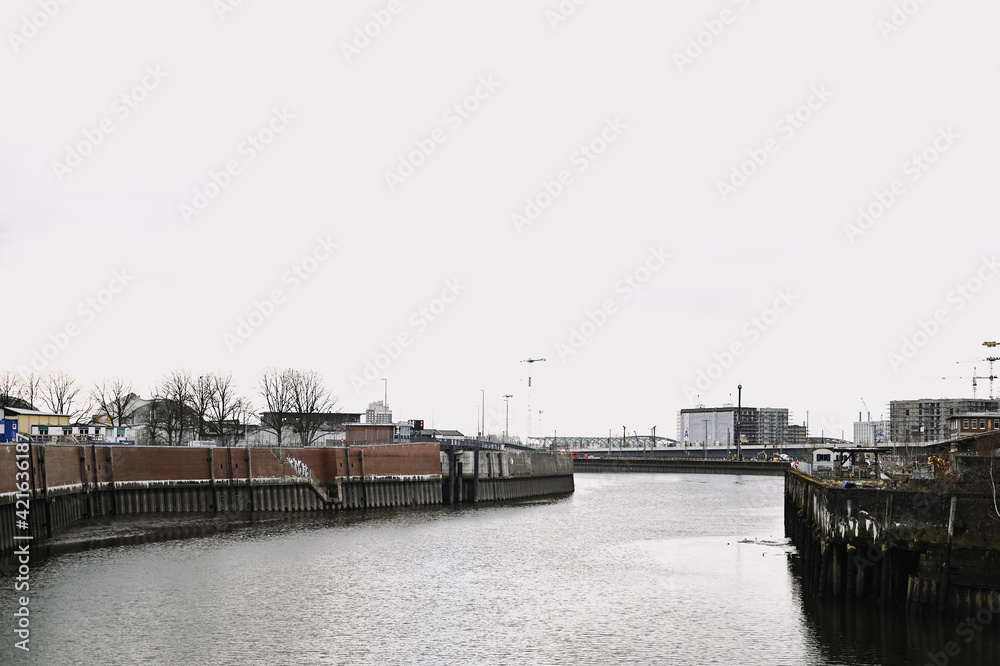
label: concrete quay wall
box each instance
[0,443,575,555]
[0,442,444,555]
[442,448,575,504]
[784,470,1000,618]
[575,457,789,476]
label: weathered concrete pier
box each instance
[574,456,788,476]
[785,470,1000,618]
[0,441,573,556]
[442,444,575,503]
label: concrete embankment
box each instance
[785,470,1000,618]
[443,448,575,503]
[0,442,573,556]
[574,457,789,476]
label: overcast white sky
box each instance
[2,1,999,442]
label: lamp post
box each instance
[480,388,484,438]
[736,384,743,461]
[503,394,513,440]
[382,378,387,409]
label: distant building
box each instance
[413,428,466,443]
[1,407,70,438]
[344,424,394,445]
[758,408,789,448]
[854,419,891,445]
[0,407,17,443]
[394,421,413,443]
[257,412,362,447]
[947,413,1000,438]
[678,405,759,447]
[366,401,392,425]
[679,405,802,448]
[890,398,999,443]
[786,424,809,449]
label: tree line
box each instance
[0,368,338,448]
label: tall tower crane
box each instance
[944,366,996,399]
[521,358,546,444]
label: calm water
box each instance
[3,473,999,665]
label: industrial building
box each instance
[889,398,1000,444]
[0,406,70,438]
[853,419,891,445]
[947,412,1000,438]
[366,400,392,424]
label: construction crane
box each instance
[861,398,871,422]
[952,357,1000,400]
[521,358,546,443]
[942,366,996,399]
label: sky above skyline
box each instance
[3,1,999,442]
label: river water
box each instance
[3,473,999,665]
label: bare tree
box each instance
[0,371,21,408]
[288,369,337,448]
[151,369,193,446]
[234,397,256,446]
[258,367,293,451]
[18,371,42,410]
[143,398,169,446]
[91,378,138,426]
[41,371,91,423]
[206,373,245,447]
[188,374,215,440]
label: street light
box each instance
[480,388,484,438]
[503,394,513,440]
[737,384,743,461]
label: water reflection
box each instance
[1,474,997,665]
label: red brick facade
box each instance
[0,442,441,494]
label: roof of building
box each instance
[2,407,70,417]
[831,446,893,453]
[947,413,1000,419]
[418,428,465,438]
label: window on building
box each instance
[963,419,970,429]
[981,419,986,429]
[63,427,72,435]
[38,426,48,435]
[816,454,831,461]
